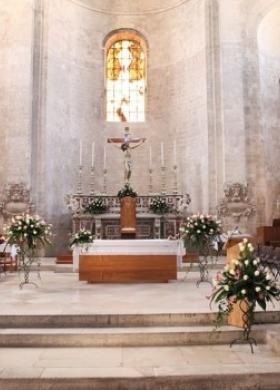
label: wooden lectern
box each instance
[224,234,253,328]
[120,196,136,239]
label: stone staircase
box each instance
[0,312,279,389]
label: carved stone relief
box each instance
[217,183,256,226]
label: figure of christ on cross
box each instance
[108,127,146,184]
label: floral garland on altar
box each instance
[149,197,169,215]
[84,197,107,214]
[70,229,94,249]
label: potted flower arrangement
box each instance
[180,214,221,254]
[84,197,107,214]
[69,229,94,249]
[149,197,170,215]
[5,214,52,288]
[210,239,279,352]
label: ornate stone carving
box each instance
[217,183,256,222]
[0,183,34,217]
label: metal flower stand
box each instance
[196,254,211,287]
[196,242,212,287]
[18,249,39,289]
[229,301,257,354]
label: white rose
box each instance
[255,287,261,292]
[243,275,249,281]
[229,269,235,276]
[224,265,229,272]
[24,233,27,237]
[244,260,249,266]
[239,244,245,251]
[243,238,248,244]
[254,270,260,276]
[241,289,246,295]
[33,230,37,235]
[266,274,271,281]
[266,286,271,291]
[234,260,240,266]
[253,260,258,265]
[224,285,229,291]
[197,230,201,233]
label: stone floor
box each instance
[0,270,279,389]
[0,344,280,380]
[0,270,279,315]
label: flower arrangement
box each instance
[5,214,52,249]
[149,197,170,214]
[117,184,137,199]
[84,198,107,214]
[180,214,221,252]
[70,229,94,248]
[4,214,52,288]
[210,239,279,346]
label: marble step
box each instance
[0,325,268,347]
[1,373,280,390]
[0,311,279,329]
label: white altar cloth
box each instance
[73,239,184,272]
[0,244,17,259]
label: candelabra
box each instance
[103,168,107,195]
[76,165,83,194]
[90,167,95,195]
[172,164,179,194]
[160,166,167,195]
[148,168,153,195]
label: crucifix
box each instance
[108,127,146,184]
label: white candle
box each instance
[103,145,107,169]
[79,141,83,166]
[91,141,95,168]
[173,141,177,164]
[161,142,164,167]
[149,145,152,169]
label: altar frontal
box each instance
[74,240,180,283]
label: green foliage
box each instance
[117,184,137,199]
[149,197,170,215]
[69,229,94,248]
[180,214,221,252]
[5,214,52,249]
[210,239,280,321]
[84,198,107,214]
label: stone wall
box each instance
[1,0,280,253]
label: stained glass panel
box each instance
[106,39,145,122]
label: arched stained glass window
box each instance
[105,32,146,122]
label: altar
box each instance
[73,239,182,283]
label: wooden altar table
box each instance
[74,240,179,283]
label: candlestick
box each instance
[76,165,83,194]
[103,145,107,169]
[148,168,153,195]
[149,145,152,169]
[161,166,167,195]
[103,168,107,195]
[91,141,95,168]
[79,141,83,166]
[90,166,95,195]
[160,142,164,167]
[173,140,177,164]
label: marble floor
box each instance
[0,270,279,315]
[0,344,280,379]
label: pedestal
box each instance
[120,196,136,238]
[224,234,253,328]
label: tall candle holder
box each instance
[172,164,179,194]
[103,168,107,195]
[76,165,83,194]
[161,166,167,195]
[148,168,153,195]
[90,166,95,195]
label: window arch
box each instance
[104,30,147,122]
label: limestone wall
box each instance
[0,0,33,186]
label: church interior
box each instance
[0,0,280,389]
